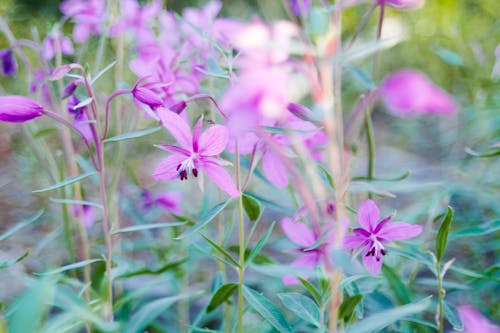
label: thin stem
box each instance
[235,142,245,333]
[102,89,131,139]
[365,112,375,199]
[436,262,444,333]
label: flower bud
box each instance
[168,101,187,114]
[132,86,164,109]
[0,95,45,123]
[0,49,17,77]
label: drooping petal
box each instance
[343,234,367,250]
[152,154,186,180]
[200,160,240,197]
[357,199,380,231]
[281,217,316,247]
[282,252,320,285]
[199,124,229,156]
[262,150,288,188]
[362,252,383,275]
[377,222,422,241]
[157,107,193,150]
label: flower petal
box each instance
[377,222,422,241]
[262,150,288,188]
[157,107,192,150]
[200,160,240,197]
[343,235,367,250]
[199,124,229,156]
[152,154,186,180]
[281,217,315,247]
[357,199,380,231]
[362,253,383,275]
[283,252,320,285]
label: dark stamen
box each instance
[192,168,198,177]
[366,247,375,256]
[381,249,386,256]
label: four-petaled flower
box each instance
[344,199,422,275]
[153,108,239,198]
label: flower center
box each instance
[176,157,198,180]
[365,235,387,262]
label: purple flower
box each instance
[153,108,240,198]
[0,95,44,123]
[60,0,106,43]
[132,78,170,110]
[0,49,17,76]
[380,69,458,116]
[141,189,182,215]
[67,94,93,141]
[344,200,422,275]
[289,0,312,16]
[456,305,500,333]
[42,31,74,60]
[110,0,161,42]
[72,205,95,228]
[377,0,424,9]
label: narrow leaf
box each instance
[207,283,238,313]
[0,210,44,241]
[298,277,322,306]
[111,222,185,235]
[339,295,363,322]
[242,286,293,333]
[176,200,232,239]
[49,197,103,210]
[38,259,104,275]
[465,147,500,158]
[73,97,93,109]
[242,194,262,222]
[0,249,30,269]
[436,206,454,262]
[246,221,275,267]
[201,234,240,268]
[104,127,162,143]
[278,293,321,327]
[344,297,431,333]
[90,61,116,84]
[382,265,411,304]
[115,259,187,279]
[443,301,463,331]
[32,172,97,193]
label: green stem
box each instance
[436,262,444,333]
[235,142,245,333]
[365,112,375,199]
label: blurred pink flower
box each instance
[72,205,95,228]
[0,49,17,76]
[110,0,161,42]
[153,108,239,198]
[289,0,312,16]
[42,31,74,60]
[377,0,424,9]
[60,0,106,43]
[457,305,500,333]
[141,189,182,215]
[0,95,44,123]
[380,69,458,116]
[67,94,93,141]
[344,200,422,275]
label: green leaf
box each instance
[0,210,44,241]
[451,219,500,238]
[432,46,464,66]
[347,65,375,90]
[38,259,104,275]
[435,206,454,262]
[465,147,500,158]
[90,60,116,84]
[344,297,431,333]
[176,200,232,239]
[115,259,187,279]
[104,127,162,143]
[339,294,363,322]
[201,234,240,269]
[111,222,185,235]
[298,277,322,305]
[246,221,275,267]
[382,265,411,304]
[351,171,410,182]
[308,7,329,35]
[207,283,238,313]
[278,293,321,327]
[242,286,293,333]
[0,249,30,269]
[49,197,103,210]
[242,194,262,222]
[125,292,201,333]
[32,171,97,193]
[443,301,463,331]
[73,97,93,109]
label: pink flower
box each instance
[380,69,458,116]
[141,189,182,215]
[72,205,95,228]
[289,0,312,15]
[456,305,500,333]
[153,108,239,198]
[0,95,45,123]
[60,0,106,43]
[344,200,422,275]
[377,0,424,9]
[67,94,93,141]
[42,31,74,60]
[110,0,161,42]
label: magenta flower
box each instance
[72,205,95,228]
[377,0,424,9]
[110,0,161,42]
[0,49,17,76]
[141,189,182,215]
[67,94,93,141]
[132,78,170,110]
[60,0,105,43]
[456,305,500,333]
[42,31,74,60]
[344,200,422,275]
[380,69,458,116]
[289,0,312,15]
[153,108,239,198]
[0,95,45,123]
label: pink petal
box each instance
[362,253,383,275]
[152,154,186,180]
[357,199,380,231]
[157,107,193,150]
[201,160,240,198]
[458,305,500,333]
[192,117,203,152]
[377,222,422,240]
[199,124,229,156]
[283,252,320,285]
[343,235,367,250]
[281,217,315,247]
[262,150,288,188]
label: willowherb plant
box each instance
[0,0,499,332]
